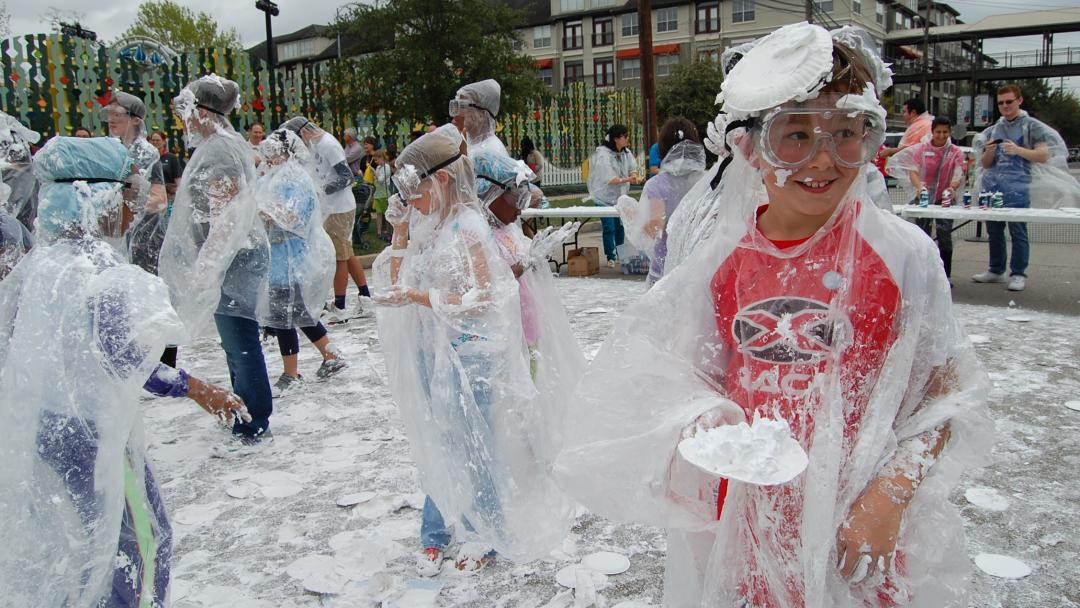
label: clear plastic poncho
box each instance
[255,130,335,329]
[886,140,966,203]
[972,111,1080,209]
[159,76,269,337]
[124,136,169,274]
[0,171,32,279]
[618,140,707,283]
[455,79,509,157]
[0,111,41,231]
[587,145,638,206]
[556,23,992,608]
[374,125,574,561]
[0,136,184,607]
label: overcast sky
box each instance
[5,0,1078,86]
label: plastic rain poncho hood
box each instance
[373,125,574,561]
[0,111,42,231]
[972,110,1080,209]
[32,137,132,242]
[159,74,269,337]
[255,129,335,329]
[0,136,184,607]
[618,140,707,283]
[455,79,509,157]
[472,149,536,210]
[555,22,991,608]
[587,144,638,206]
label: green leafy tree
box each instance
[120,0,241,51]
[327,0,543,127]
[656,59,725,140]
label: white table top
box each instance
[892,204,1080,224]
[521,206,621,219]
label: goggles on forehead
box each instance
[755,95,885,170]
[100,107,131,122]
[448,98,494,119]
[392,153,463,201]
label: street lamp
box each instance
[255,0,280,125]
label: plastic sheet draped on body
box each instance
[554,166,992,607]
[1,162,38,232]
[158,131,269,337]
[587,146,637,205]
[0,211,31,278]
[0,238,183,607]
[972,113,1080,209]
[491,220,587,463]
[124,137,168,274]
[373,205,574,561]
[255,160,335,329]
[886,141,965,203]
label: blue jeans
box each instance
[986,221,1029,277]
[600,216,624,261]
[419,353,501,550]
[214,314,273,437]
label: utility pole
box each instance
[638,0,658,153]
[921,0,932,110]
[256,0,280,125]
[805,0,814,24]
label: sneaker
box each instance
[416,547,444,577]
[454,542,495,573]
[606,259,616,268]
[971,271,1006,283]
[322,301,347,325]
[353,297,374,319]
[210,429,273,457]
[1007,275,1026,291]
[271,373,302,398]
[316,357,348,379]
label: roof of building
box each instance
[887,7,1080,43]
[246,23,385,64]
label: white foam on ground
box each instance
[965,487,1010,511]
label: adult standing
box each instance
[879,98,933,159]
[160,74,274,442]
[282,117,372,321]
[149,130,184,203]
[450,79,508,157]
[972,83,1078,292]
[587,124,640,267]
[247,122,265,150]
[0,111,41,232]
[104,92,168,272]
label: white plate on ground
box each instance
[1064,401,1080,412]
[581,551,631,575]
[555,564,607,589]
[336,491,378,507]
[974,553,1031,579]
[964,487,1009,511]
[1004,315,1032,323]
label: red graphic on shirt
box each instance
[708,203,904,607]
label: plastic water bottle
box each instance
[962,191,972,208]
[992,191,1005,208]
[979,192,990,209]
[941,188,953,208]
[918,187,929,208]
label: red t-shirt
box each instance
[708,203,904,606]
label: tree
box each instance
[120,0,241,51]
[0,3,10,39]
[327,0,544,127]
[656,59,725,143]
[982,78,1080,146]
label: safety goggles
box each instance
[99,107,131,122]
[392,154,462,202]
[448,98,494,119]
[755,95,885,170]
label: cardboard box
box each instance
[567,246,600,276]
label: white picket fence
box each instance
[539,153,647,187]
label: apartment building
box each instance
[511,0,890,91]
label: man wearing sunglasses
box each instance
[972,84,1054,292]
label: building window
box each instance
[534,25,552,48]
[732,0,755,23]
[696,2,720,34]
[814,0,834,13]
[876,1,884,24]
[593,0,617,7]
[593,18,614,47]
[564,61,584,85]
[656,7,678,33]
[656,53,679,77]
[563,21,583,50]
[539,67,553,86]
[621,57,641,80]
[561,0,584,12]
[698,47,721,62]
[512,36,523,50]
[278,39,316,61]
[852,0,861,14]
[594,58,615,86]
[621,12,639,36]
